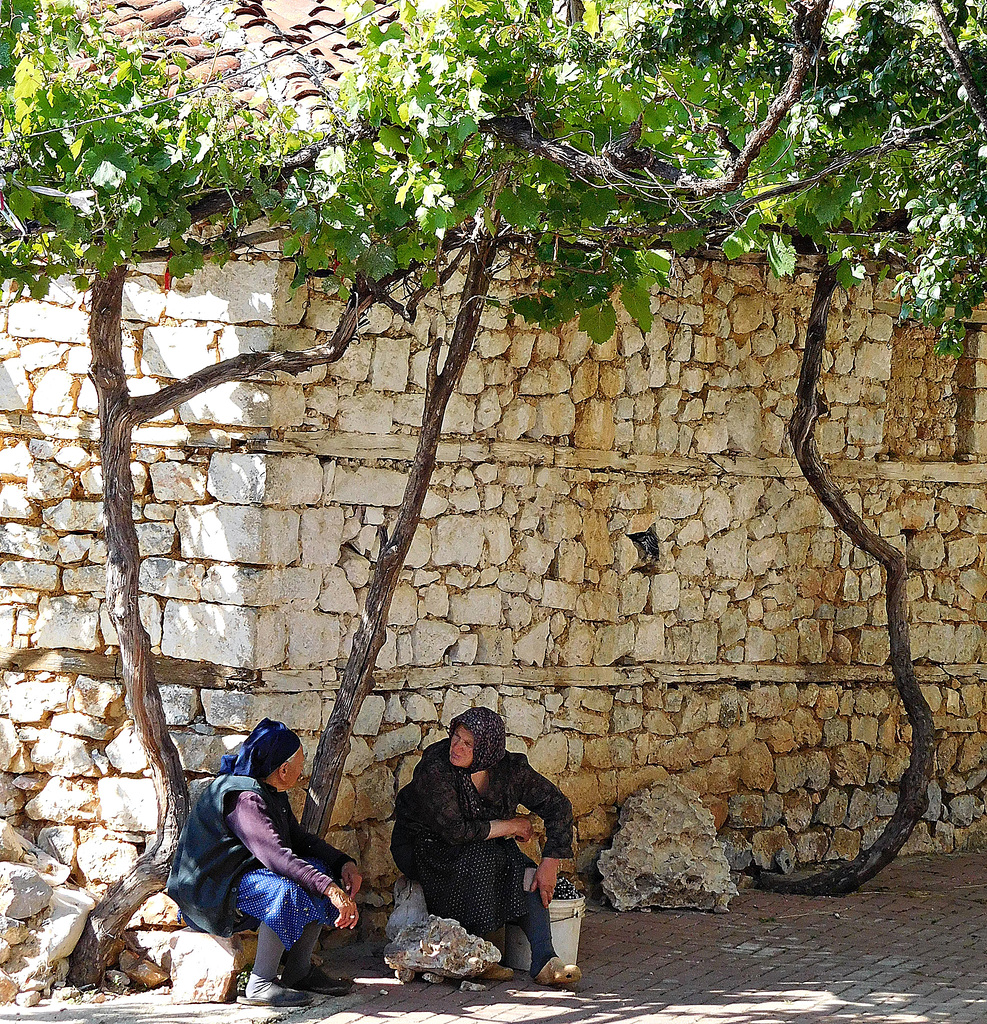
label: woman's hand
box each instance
[325,882,360,929]
[341,861,363,897]
[510,816,534,842]
[530,857,559,908]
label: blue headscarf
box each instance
[219,718,301,780]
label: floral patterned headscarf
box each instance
[450,706,507,771]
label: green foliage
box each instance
[2,0,987,351]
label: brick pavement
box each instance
[14,853,987,1024]
[320,853,987,1024]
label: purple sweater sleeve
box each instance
[226,791,335,898]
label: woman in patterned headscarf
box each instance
[168,719,363,1007]
[391,706,581,987]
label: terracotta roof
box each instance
[91,0,395,123]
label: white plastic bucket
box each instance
[502,896,586,971]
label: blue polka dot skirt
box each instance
[236,857,340,949]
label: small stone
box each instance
[119,949,169,989]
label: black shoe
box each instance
[284,966,354,997]
[238,979,315,1007]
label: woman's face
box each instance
[449,725,475,769]
[271,746,305,790]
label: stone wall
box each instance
[0,253,986,926]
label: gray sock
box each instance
[281,921,323,987]
[246,924,286,997]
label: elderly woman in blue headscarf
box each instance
[390,706,581,987]
[168,719,362,1007]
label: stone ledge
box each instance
[265,432,987,482]
[6,645,983,691]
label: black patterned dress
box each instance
[390,739,573,936]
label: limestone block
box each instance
[142,326,215,378]
[199,564,318,606]
[106,727,150,773]
[0,523,58,561]
[372,337,411,392]
[35,596,99,650]
[98,777,158,832]
[180,382,305,428]
[99,595,162,648]
[433,516,484,566]
[24,778,95,827]
[449,589,502,626]
[482,517,513,564]
[0,484,30,521]
[164,260,303,325]
[0,359,30,414]
[32,369,75,415]
[217,325,273,359]
[634,617,666,661]
[121,275,166,322]
[503,697,544,739]
[176,504,299,565]
[0,560,59,591]
[0,864,52,919]
[306,567,354,617]
[28,461,73,499]
[847,406,884,445]
[0,442,31,478]
[43,498,103,531]
[286,609,341,669]
[657,484,701,519]
[332,465,407,506]
[168,930,252,1002]
[706,529,748,579]
[8,301,87,342]
[528,734,568,775]
[598,777,737,912]
[77,836,139,883]
[337,394,395,433]
[161,601,287,669]
[301,507,344,566]
[34,885,95,967]
[37,828,77,874]
[384,915,501,979]
[410,620,460,666]
[149,461,208,502]
[207,453,322,506]
[374,724,422,761]
[0,720,20,773]
[520,536,556,576]
[514,620,551,667]
[30,731,93,777]
[140,558,201,600]
[201,689,320,733]
[160,685,199,726]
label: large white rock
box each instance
[168,930,253,1003]
[199,564,319,606]
[162,601,287,669]
[105,727,149,773]
[175,504,299,565]
[331,466,408,506]
[77,836,139,883]
[7,302,88,343]
[25,779,96,823]
[300,507,344,566]
[149,461,208,502]
[35,596,99,650]
[98,777,158,832]
[432,516,484,566]
[29,731,93,777]
[164,259,305,325]
[142,326,215,378]
[0,560,59,591]
[33,886,95,965]
[207,453,323,506]
[122,274,167,322]
[599,777,737,912]
[180,382,305,428]
[42,499,103,531]
[32,369,76,415]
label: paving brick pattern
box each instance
[323,854,987,1024]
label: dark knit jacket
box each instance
[167,774,350,936]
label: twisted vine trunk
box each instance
[755,263,935,896]
[69,266,190,985]
[302,234,498,834]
